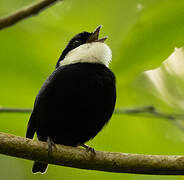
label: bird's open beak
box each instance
[86,25,108,43]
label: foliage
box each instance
[1,0,184,179]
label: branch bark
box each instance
[1,132,184,175]
[0,0,62,30]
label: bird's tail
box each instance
[32,162,48,174]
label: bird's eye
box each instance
[73,40,81,47]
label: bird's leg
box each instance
[47,137,56,157]
[81,144,96,155]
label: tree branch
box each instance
[115,106,184,131]
[115,106,180,120]
[0,107,32,113]
[1,105,184,131]
[1,105,184,129]
[1,105,184,120]
[1,132,184,175]
[0,0,62,30]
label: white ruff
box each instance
[59,42,112,67]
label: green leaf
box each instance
[115,0,184,79]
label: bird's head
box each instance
[56,25,112,68]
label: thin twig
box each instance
[0,107,32,113]
[0,105,184,120]
[115,106,184,131]
[1,132,184,175]
[1,106,184,131]
[0,0,62,30]
[115,106,176,120]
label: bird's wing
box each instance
[26,112,37,139]
[26,95,39,139]
[25,66,64,139]
[26,64,80,139]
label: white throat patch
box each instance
[59,42,112,67]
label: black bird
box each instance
[26,25,116,174]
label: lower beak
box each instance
[86,25,108,43]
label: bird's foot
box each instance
[47,137,56,157]
[81,144,96,155]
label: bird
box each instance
[26,25,116,174]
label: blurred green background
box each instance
[1,0,184,179]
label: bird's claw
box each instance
[81,144,96,155]
[47,137,56,157]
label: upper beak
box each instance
[86,25,108,43]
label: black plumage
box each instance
[56,31,92,68]
[26,26,116,173]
